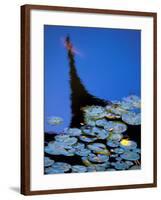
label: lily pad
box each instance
[120,151,140,161]
[108,133,123,141]
[44,157,54,167]
[106,112,121,119]
[52,162,71,172]
[95,119,109,128]
[81,157,93,167]
[106,104,127,115]
[84,116,96,126]
[45,141,75,156]
[75,147,91,157]
[122,95,141,109]
[45,162,71,174]
[45,167,65,174]
[120,140,137,150]
[125,161,134,166]
[72,165,87,173]
[47,116,63,125]
[112,161,129,170]
[82,106,106,119]
[130,165,141,170]
[113,148,124,154]
[87,143,109,155]
[88,153,109,163]
[63,128,82,136]
[92,127,109,139]
[81,126,95,136]
[107,140,120,147]
[132,148,141,153]
[115,157,122,161]
[122,112,141,125]
[55,135,78,146]
[87,166,97,172]
[104,121,127,134]
[79,135,97,143]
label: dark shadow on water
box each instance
[9,186,20,193]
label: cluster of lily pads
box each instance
[45,95,141,174]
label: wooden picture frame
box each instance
[21,4,157,195]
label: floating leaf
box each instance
[113,148,124,154]
[125,161,134,166]
[82,106,106,119]
[45,142,69,155]
[63,128,82,136]
[120,140,137,150]
[132,148,141,153]
[45,162,71,174]
[79,135,97,143]
[120,151,140,161]
[115,157,122,161]
[52,162,71,172]
[87,166,97,172]
[107,140,120,147]
[47,116,63,125]
[81,157,93,167]
[122,112,141,125]
[45,167,65,174]
[106,112,121,119]
[44,157,54,167]
[81,126,95,136]
[75,147,91,157]
[130,165,141,170]
[111,161,129,170]
[84,116,96,126]
[95,119,109,128]
[108,133,123,142]
[122,95,141,109]
[106,168,116,171]
[87,143,109,155]
[106,104,127,116]
[88,153,109,163]
[55,135,78,146]
[92,127,109,139]
[45,141,75,156]
[72,142,85,150]
[104,121,127,134]
[72,165,87,173]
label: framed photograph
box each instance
[21,4,157,195]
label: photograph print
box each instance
[44,25,141,175]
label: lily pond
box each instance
[44,95,141,174]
